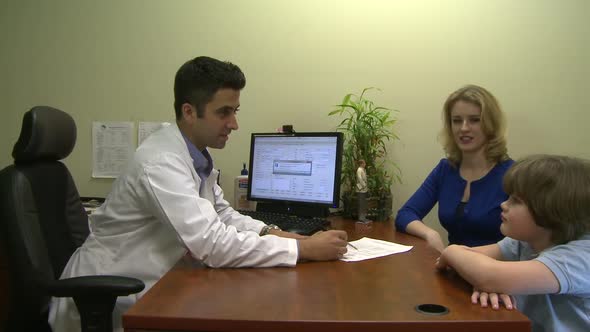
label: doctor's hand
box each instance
[472,288,515,310]
[297,230,348,262]
[269,229,308,239]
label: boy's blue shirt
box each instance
[498,235,590,332]
[395,158,514,247]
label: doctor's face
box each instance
[189,88,240,150]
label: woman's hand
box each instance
[425,230,445,253]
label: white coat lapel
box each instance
[200,169,219,205]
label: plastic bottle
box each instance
[234,163,254,211]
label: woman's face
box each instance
[450,100,486,155]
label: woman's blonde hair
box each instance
[440,85,509,166]
[503,155,590,244]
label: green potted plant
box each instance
[328,87,401,221]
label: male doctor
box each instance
[49,56,348,332]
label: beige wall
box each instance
[2,0,589,241]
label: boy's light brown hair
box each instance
[503,154,590,244]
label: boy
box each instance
[436,154,590,332]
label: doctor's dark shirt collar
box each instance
[182,134,213,180]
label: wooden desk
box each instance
[123,218,530,332]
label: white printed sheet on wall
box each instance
[92,121,134,178]
[138,121,170,146]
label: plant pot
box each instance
[341,191,393,222]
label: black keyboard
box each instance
[237,210,330,236]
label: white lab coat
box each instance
[49,123,298,332]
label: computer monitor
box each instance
[247,132,343,217]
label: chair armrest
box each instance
[44,275,145,332]
[46,275,145,298]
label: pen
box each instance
[347,242,358,250]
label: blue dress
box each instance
[395,158,514,247]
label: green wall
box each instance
[2,0,589,240]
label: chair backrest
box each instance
[0,106,90,330]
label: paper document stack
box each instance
[341,237,413,262]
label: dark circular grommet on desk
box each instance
[415,304,449,315]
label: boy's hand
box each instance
[435,255,447,270]
[435,255,454,272]
[436,245,473,271]
[471,288,515,310]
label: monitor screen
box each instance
[247,132,343,211]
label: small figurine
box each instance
[356,159,370,223]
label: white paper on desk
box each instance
[138,121,170,146]
[341,237,413,262]
[92,121,134,178]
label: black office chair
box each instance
[0,106,144,332]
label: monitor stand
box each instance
[256,202,330,218]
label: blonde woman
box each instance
[395,85,513,252]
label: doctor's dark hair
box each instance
[503,154,590,245]
[174,56,246,119]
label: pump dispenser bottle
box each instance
[234,162,254,210]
